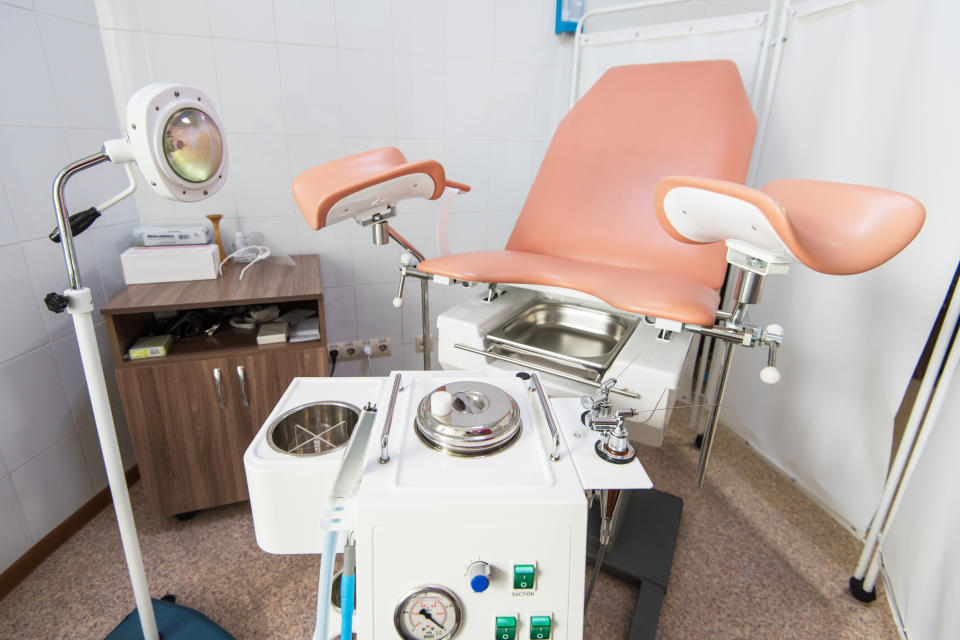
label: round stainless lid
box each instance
[415,381,522,457]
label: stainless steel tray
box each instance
[486,300,638,374]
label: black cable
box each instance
[329,349,338,376]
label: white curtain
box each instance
[722,0,960,533]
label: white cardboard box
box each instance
[120,245,219,285]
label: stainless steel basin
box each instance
[268,401,359,456]
[486,300,638,373]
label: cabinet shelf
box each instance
[118,324,325,368]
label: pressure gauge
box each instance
[394,584,463,640]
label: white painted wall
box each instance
[95,0,573,376]
[0,0,136,574]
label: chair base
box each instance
[105,596,235,640]
[586,489,683,639]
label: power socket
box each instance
[330,338,391,361]
[415,335,439,353]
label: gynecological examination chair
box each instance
[292,59,925,484]
[291,59,924,634]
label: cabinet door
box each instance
[232,346,327,436]
[117,357,251,516]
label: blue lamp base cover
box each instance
[105,598,236,640]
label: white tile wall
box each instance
[334,0,392,51]
[136,0,210,36]
[0,347,76,472]
[213,39,286,133]
[0,127,72,241]
[0,180,17,247]
[0,0,140,573]
[0,245,49,362]
[92,0,573,388]
[274,0,336,46]
[12,433,96,540]
[34,0,98,23]
[392,0,443,56]
[278,44,341,135]
[0,5,60,127]
[38,14,117,129]
[143,33,221,110]
[208,0,275,41]
[338,49,397,137]
[228,133,296,216]
[0,475,33,572]
[395,54,445,139]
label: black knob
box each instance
[515,372,531,380]
[44,292,69,313]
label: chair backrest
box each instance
[506,60,756,290]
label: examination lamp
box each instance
[45,84,234,640]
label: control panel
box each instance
[368,521,583,639]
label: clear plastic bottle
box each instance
[232,231,254,263]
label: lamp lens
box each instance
[162,108,223,183]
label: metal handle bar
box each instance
[453,343,642,400]
[529,373,561,462]
[379,373,403,464]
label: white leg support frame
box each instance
[851,280,960,598]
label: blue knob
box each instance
[470,574,490,593]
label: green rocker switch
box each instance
[530,615,552,639]
[513,564,536,589]
[495,616,517,640]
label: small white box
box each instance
[120,245,219,285]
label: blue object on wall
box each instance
[556,0,580,33]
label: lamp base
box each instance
[105,597,235,640]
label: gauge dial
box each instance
[394,585,463,640]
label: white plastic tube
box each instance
[312,530,339,640]
[310,403,380,640]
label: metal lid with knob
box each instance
[415,381,522,457]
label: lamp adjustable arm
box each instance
[51,151,111,290]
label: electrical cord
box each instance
[329,349,338,376]
[219,245,271,280]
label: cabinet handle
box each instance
[236,365,249,408]
[213,367,225,409]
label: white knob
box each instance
[760,366,781,384]
[400,252,413,266]
[431,391,453,416]
[765,323,784,336]
[392,297,404,308]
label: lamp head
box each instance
[103,83,228,202]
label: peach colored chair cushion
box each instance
[417,250,721,325]
[292,147,469,230]
[418,61,757,324]
[654,176,926,275]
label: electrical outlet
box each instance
[329,341,360,361]
[361,337,391,358]
[415,335,439,353]
[330,338,391,361]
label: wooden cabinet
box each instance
[102,256,327,517]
